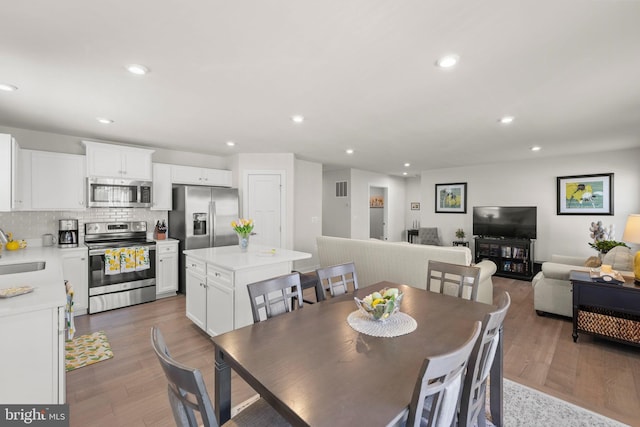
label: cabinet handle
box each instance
[215,272,220,277]
[80,258,85,261]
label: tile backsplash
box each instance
[0,209,169,243]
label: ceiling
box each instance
[2,0,640,177]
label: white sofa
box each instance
[532,250,634,317]
[316,236,497,305]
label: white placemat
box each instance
[347,310,417,337]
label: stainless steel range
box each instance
[85,221,157,314]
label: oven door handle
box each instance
[89,246,157,256]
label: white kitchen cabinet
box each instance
[60,247,89,315]
[185,257,207,330]
[0,133,20,211]
[206,265,234,336]
[0,306,65,404]
[156,239,179,298]
[171,164,232,187]
[31,150,86,210]
[152,163,173,210]
[13,147,32,210]
[83,140,154,180]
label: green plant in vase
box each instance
[455,228,466,240]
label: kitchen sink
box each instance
[0,261,46,275]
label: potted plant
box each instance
[588,240,628,254]
[455,228,466,240]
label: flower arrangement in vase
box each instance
[232,219,254,252]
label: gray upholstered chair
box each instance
[315,262,359,297]
[150,326,289,427]
[418,227,442,246]
[403,321,481,427]
[246,273,303,323]
[458,292,510,427]
[427,260,481,302]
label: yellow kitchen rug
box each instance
[65,331,114,372]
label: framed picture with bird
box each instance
[556,173,613,215]
[435,182,467,214]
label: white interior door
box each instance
[246,173,283,248]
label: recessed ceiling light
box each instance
[0,83,18,92]
[126,64,149,75]
[96,117,114,124]
[530,146,542,152]
[291,115,304,123]
[226,141,235,147]
[346,149,354,155]
[499,116,515,124]
[435,54,459,69]
[404,163,410,167]
[402,172,408,176]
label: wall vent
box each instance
[335,181,348,198]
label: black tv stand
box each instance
[474,237,534,280]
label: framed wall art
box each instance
[411,202,420,210]
[556,173,613,215]
[435,182,467,214]
[370,195,384,208]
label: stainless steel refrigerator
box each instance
[169,185,239,293]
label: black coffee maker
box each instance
[58,219,79,248]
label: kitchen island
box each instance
[0,247,67,404]
[183,244,311,335]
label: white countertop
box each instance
[183,244,311,271]
[0,246,85,316]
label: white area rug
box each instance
[487,379,629,427]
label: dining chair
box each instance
[404,321,482,427]
[290,271,326,309]
[315,262,360,297]
[246,273,303,323]
[426,260,481,302]
[150,326,289,427]
[458,292,511,427]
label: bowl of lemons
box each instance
[354,287,403,321]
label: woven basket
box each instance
[577,306,640,344]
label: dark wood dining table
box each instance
[212,282,503,426]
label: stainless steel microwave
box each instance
[87,177,152,208]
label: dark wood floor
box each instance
[66,277,640,426]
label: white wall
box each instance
[322,169,351,237]
[231,153,296,249]
[419,147,640,262]
[294,159,323,271]
[350,169,406,241]
[404,177,421,231]
[0,125,228,168]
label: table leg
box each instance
[489,325,503,427]
[214,346,232,424]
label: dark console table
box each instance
[570,270,640,346]
[407,229,419,243]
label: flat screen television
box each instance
[473,206,537,240]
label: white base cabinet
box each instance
[156,240,179,298]
[0,306,65,404]
[60,247,89,315]
[184,255,298,336]
[185,257,207,330]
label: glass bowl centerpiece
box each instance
[354,287,403,321]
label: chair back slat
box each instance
[427,260,481,301]
[316,262,359,297]
[247,273,303,323]
[151,327,218,427]
[405,321,482,427]
[458,292,511,427]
